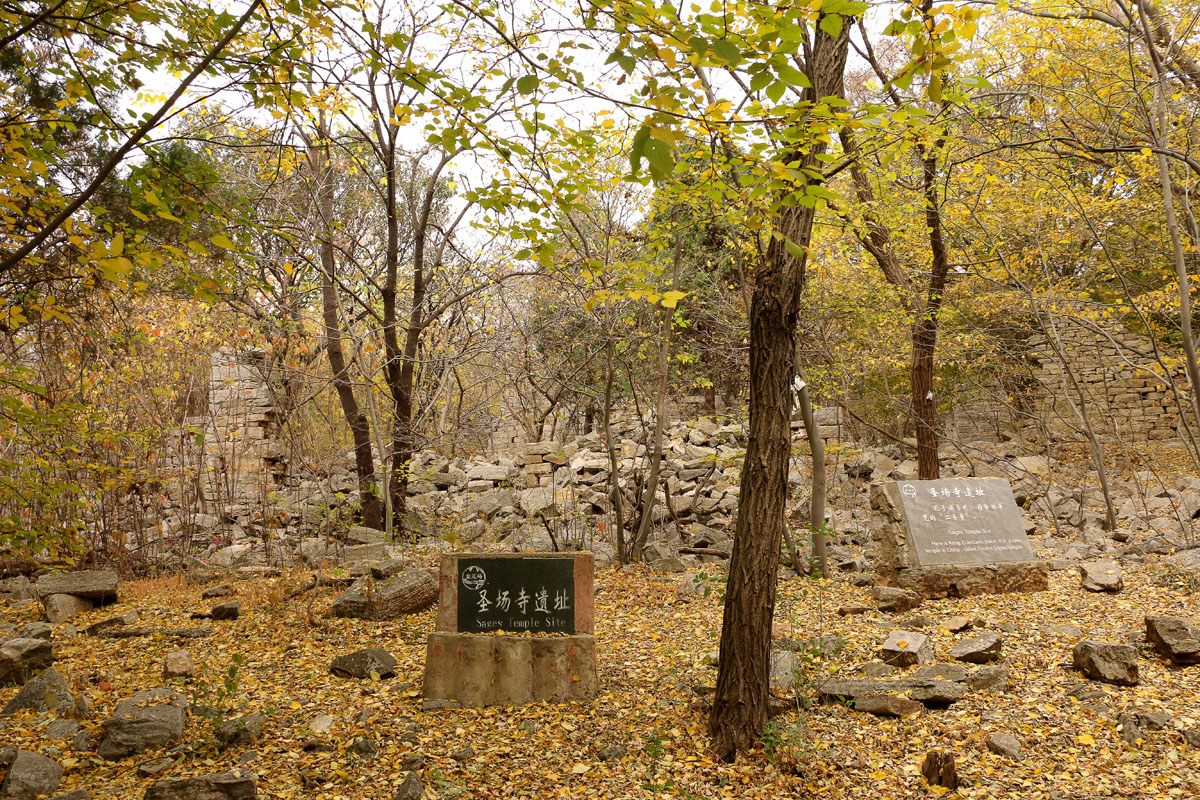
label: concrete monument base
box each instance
[422,632,598,708]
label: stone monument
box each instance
[872,478,1049,598]
[422,552,598,708]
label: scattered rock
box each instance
[201,584,234,599]
[950,633,1003,664]
[42,595,93,624]
[941,615,973,633]
[912,664,968,683]
[217,715,266,748]
[1145,615,1200,665]
[164,650,195,680]
[910,679,967,706]
[860,662,896,678]
[330,648,397,680]
[143,770,257,800]
[1073,640,1139,686]
[837,604,872,616]
[881,630,933,668]
[1,749,62,800]
[853,692,923,717]
[2,667,82,717]
[137,757,174,777]
[330,571,437,620]
[596,743,627,761]
[872,586,922,614]
[210,601,240,621]
[97,688,189,760]
[451,745,475,761]
[1040,623,1082,639]
[345,737,377,758]
[395,772,424,800]
[0,638,54,685]
[966,666,1011,692]
[986,732,1023,760]
[48,791,91,800]
[14,623,51,641]
[36,571,117,603]
[308,714,333,734]
[45,719,80,740]
[1080,560,1123,593]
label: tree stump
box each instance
[921,750,958,790]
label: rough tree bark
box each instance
[708,15,850,760]
[306,125,382,530]
[912,144,951,480]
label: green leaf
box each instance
[928,72,943,103]
[776,63,811,88]
[819,14,843,38]
[711,39,743,67]
[766,81,787,103]
[750,70,772,92]
[643,139,675,180]
[517,74,539,95]
[784,238,805,259]
[210,233,235,250]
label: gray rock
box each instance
[860,662,897,678]
[395,772,424,800]
[345,737,376,758]
[986,732,1023,760]
[330,571,437,620]
[872,586,922,614]
[42,595,93,624]
[1,750,62,800]
[1073,640,1139,686]
[45,719,80,740]
[1145,616,1200,665]
[1080,560,1123,593]
[910,679,967,706]
[2,667,82,717]
[163,650,195,680]
[330,647,397,680]
[143,770,257,800]
[137,757,174,777]
[912,664,968,683]
[48,791,91,800]
[596,743,627,761]
[210,601,239,621]
[966,666,1011,692]
[950,633,1003,664]
[35,571,117,603]
[368,560,409,580]
[769,650,797,691]
[217,715,265,748]
[97,689,189,760]
[201,585,234,600]
[14,623,52,641]
[0,638,53,685]
[837,604,872,616]
[853,692,923,717]
[881,630,933,668]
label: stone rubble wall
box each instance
[1026,320,1186,443]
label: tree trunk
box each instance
[796,382,827,575]
[709,15,849,761]
[602,338,627,562]
[632,206,683,559]
[307,132,382,530]
[912,146,950,480]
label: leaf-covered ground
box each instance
[2,554,1199,799]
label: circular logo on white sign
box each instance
[461,566,486,590]
[901,484,917,499]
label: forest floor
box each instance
[2,549,1199,800]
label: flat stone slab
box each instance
[423,632,597,707]
[35,570,118,602]
[893,479,1034,566]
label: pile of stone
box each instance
[35,570,118,624]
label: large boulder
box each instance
[331,570,436,620]
[35,570,117,603]
[1145,616,1200,665]
[329,648,397,680]
[143,770,256,800]
[97,689,189,760]
[1073,640,1139,686]
[1,667,83,717]
[0,638,53,685]
[0,750,62,800]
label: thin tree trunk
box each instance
[796,382,827,575]
[912,145,951,480]
[632,206,683,559]
[601,338,626,562]
[307,132,381,530]
[709,14,849,761]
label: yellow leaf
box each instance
[1077,733,1095,746]
[571,763,591,774]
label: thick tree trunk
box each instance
[308,136,382,531]
[708,16,849,760]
